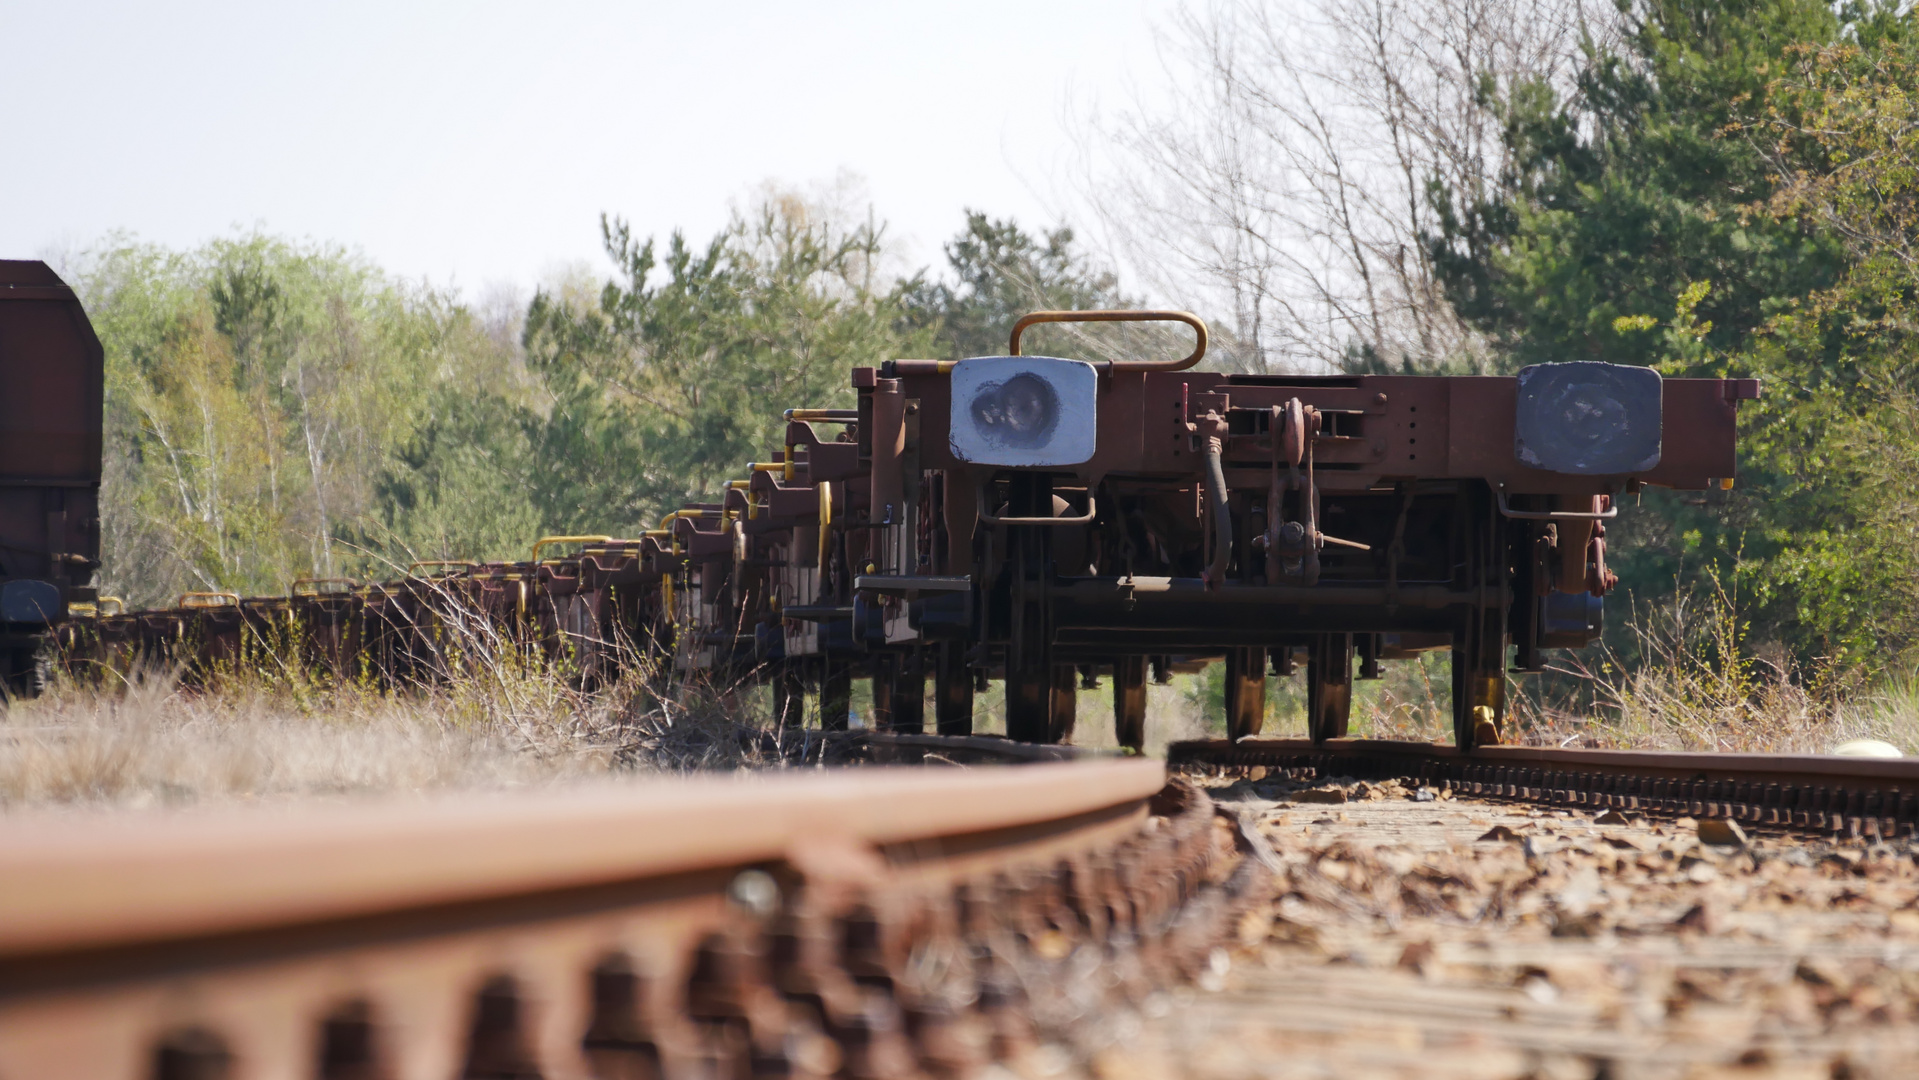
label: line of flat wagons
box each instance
[30,291,1756,749]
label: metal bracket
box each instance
[854,575,973,596]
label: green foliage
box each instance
[79,234,531,606]
[1431,0,1853,374]
[519,198,934,533]
[1726,40,1919,657]
[1431,0,1919,667]
[80,198,1107,603]
[901,211,1124,360]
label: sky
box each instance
[1,0,1178,295]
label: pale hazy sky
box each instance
[2,1,1177,293]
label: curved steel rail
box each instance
[1173,737,1919,841]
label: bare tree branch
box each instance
[1076,0,1610,373]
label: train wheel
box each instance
[1113,655,1147,751]
[1307,633,1352,744]
[889,648,926,734]
[1451,621,1507,750]
[1005,656,1050,742]
[1224,646,1266,740]
[819,659,852,731]
[1004,566,1053,743]
[934,640,974,735]
[1002,476,1055,744]
[1451,633,1475,749]
[1049,664,1078,743]
[2,646,45,700]
[870,653,897,731]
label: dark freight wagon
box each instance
[0,262,102,694]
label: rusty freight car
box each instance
[820,310,1755,749]
[0,262,102,694]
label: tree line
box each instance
[76,200,1122,608]
[1095,0,1919,671]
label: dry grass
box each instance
[0,626,794,811]
[11,573,1911,811]
[1511,577,1919,754]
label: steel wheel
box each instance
[934,640,974,735]
[1307,633,1352,744]
[1224,646,1266,740]
[1113,656,1147,750]
[1048,664,1078,743]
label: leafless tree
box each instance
[1078,0,1614,373]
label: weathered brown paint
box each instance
[0,261,103,634]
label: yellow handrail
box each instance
[178,592,241,609]
[98,596,125,616]
[530,535,613,563]
[818,481,833,577]
[655,509,739,528]
[727,479,763,521]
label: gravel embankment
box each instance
[1096,776,1919,1079]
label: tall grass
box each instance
[1,595,790,810]
[12,571,1911,812]
[1512,574,1915,753]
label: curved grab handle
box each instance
[531,535,613,563]
[1008,310,1208,372]
[97,596,125,616]
[1495,490,1619,522]
[977,487,1098,526]
[292,578,360,596]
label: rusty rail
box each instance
[1173,737,1919,842]
[0,759,1269,1080]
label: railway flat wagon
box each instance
[0,262,103,693]
[833,311,1756,749]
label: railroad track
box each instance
[5,732,1915,1079]
[1171,738,1919,842]
[0,756,1268,1080]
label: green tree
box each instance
[901,211,1124,360]
[1427,0,1919,663]
[519,194,932,534]
[1429,0,1857,374]
[77,234,530,605]
[1722,40,1919,656]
